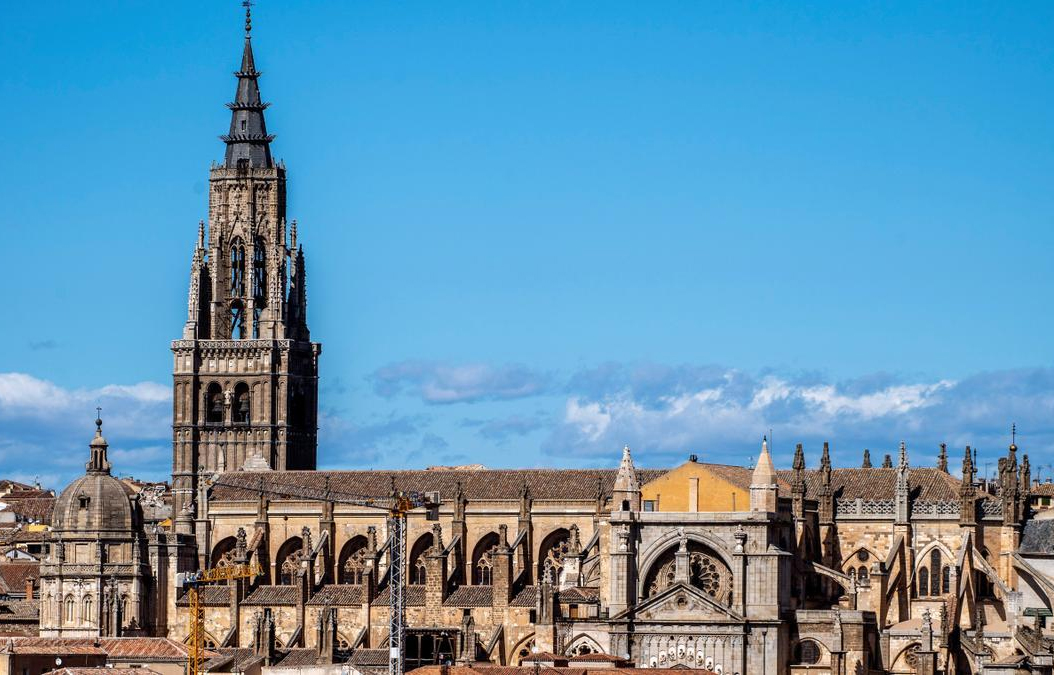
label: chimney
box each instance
[24,577,34,600]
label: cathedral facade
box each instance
[32,9,1054,675]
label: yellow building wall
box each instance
[640,461,747,512]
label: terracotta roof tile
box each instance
[0,563,38,593]
[1033,483,1054,497]
[242,585,299,606]
[0,600,38,618]
[274,648,319,666]
[559,587,599,603]
[444,585,493,607]
[176,586,231,607]
[511,586,537,607]
[306,584,364,606]
[375,585,425,606]
[0,497,55,523]
[211,469,669,503]
[778,467,962,502]
[350,648,390,666]
[43,669,160,675]
[207,647,259,671]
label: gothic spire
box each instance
[962,445,975,484]
[937,443,948,473]
[751,437,777,487]
[221,1,274,168]
[862,448,872,468]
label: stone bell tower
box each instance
[171,5,321,516]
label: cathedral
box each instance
[23,8,1054,675]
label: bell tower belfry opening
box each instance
[171,3,321,515]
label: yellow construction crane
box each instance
[182,561,263,675]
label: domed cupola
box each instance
[52,416,137,535]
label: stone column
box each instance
[491,525,513,611]
[424,525,448,625]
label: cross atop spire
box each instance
[221,2,274,168]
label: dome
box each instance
[51,417,137,535]
[52,472,136,534]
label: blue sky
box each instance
[2,2,1054,488]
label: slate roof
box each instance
[1020,519,1054,554]
[242,585,299,606]
[444,585,493,607]
[211,469,669,503]
[306,584,364,606]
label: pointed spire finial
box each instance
[862,449,872,468]
[937,443,948,473]
[1011,422,1017,451]
[95,407,103,434]
[243,0,253,36]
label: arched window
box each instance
[846,567,857,582]
[252,239,267,301]
[83,595,93,623]
[929,550,941,595]
[918,567,929,596]
[794,640,821,665]
[64,595,75,623]
[120,595,129,619]
[275,537,305,586]
[858,565,869,585]
[230,300,246,339]
[233,383,250,425]
[290,389,307,427]
[942,566,951,594]
[339,536,369,585]
[472,533,500,585]
[408,533,433,586]
[537,529,571,583]
[206,383,224,425]
[230,241,246,297]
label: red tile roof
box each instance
[0,563,38,593]
[444,585,493,607]
[306,584,364,606]
[242,585,299,606]
[211,469,669,503]
[2,637,196,660]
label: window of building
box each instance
[795,640,820,665]
[858,565,869,585]
[83,595,92,623]
[233,383,250,425]
[78,496,90,509]
[929,550,941,595]
[942,566,951,594]
[230,242,246,297]
[918,567,929,596]
[206,383,224,425]
[643,500,656,511]
[64,595,74,623]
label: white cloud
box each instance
[0,372,172,486]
